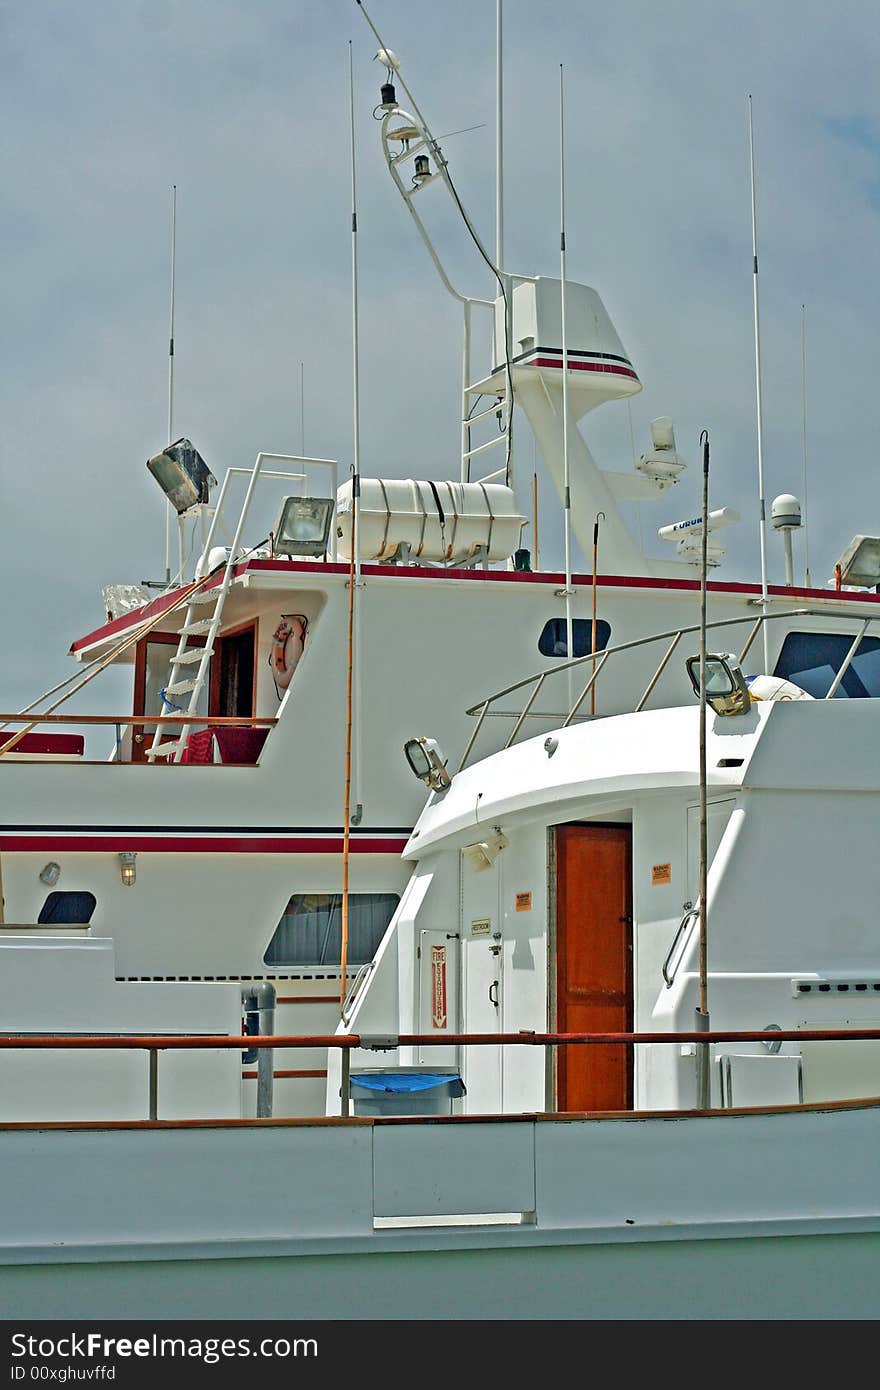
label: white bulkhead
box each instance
[332,699,880,1116]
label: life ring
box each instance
[269,615,307,695]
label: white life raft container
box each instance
[335,478,527,565]
[745,674,814,701]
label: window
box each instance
[38,891,96,924]
[264,892,400,968]
[774,631,880,699]
[538,617,611,659]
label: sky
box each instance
[2,0,880,714]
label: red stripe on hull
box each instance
[0,836,409,855]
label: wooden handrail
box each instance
[4,1027,880,1049]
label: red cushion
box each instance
[213,727,269,764]
[0,732,84,756]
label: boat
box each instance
[2,4,880,1321]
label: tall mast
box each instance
[495,0,504,271]
[748,97,770,669]
[165,184,177,584]
[559,66,574,687]
[341,40,364,1017]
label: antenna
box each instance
[696,429,711,1109]
[300,360,305,457]
[496,0,504,271]
[165,184,177,584]
[801,303,811,587]
[748,96,770,671]
[558,65,574,696]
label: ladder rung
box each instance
[463,401,507,426]
[171,648,212,666]
[146,740,184,759]
[463,435,506,462]
[181,619,213,636]
[164,679,198,697]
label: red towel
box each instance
[181,729,215,764]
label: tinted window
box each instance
[264,892,400,967]
[774,632,880,699]
[38,891,96,924]
[538,618,611,659]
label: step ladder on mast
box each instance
[376,84,518,495]
[146,451,337,764]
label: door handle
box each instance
[488,982,499,1008]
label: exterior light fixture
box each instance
[146,438,216,514]
[271,496,335,559]
[119,851,137,887]
[413,153,431,184]
[39,862,61,887]
[833,534,880,590]
[404,736,451,792]
[685,653,752,717]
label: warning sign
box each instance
[515,891,532,912]
[652,862,672,885]
[431,944,447,1029]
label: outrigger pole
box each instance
[165,184,177,585]
[696,429,712,1109]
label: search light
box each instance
[685,653,752,716]
[404,736,451,792]
[272,496,335,559]
[146,438,216,514]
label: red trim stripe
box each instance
[0,835,409,855]
[529,355,640,381]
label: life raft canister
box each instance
[270,614,307,695]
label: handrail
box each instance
[662,906,699,987]
[458,606,880,769]
[0,714,278,727]
[4,1027,880,1049]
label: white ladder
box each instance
[146,450,339,764]
[462,384,511,486]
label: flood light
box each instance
[834,535,880,589]
[685,653,752,716]
[404,736,451,791]
[272,496,335,559]
[146,438,216,514]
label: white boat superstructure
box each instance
[3,607,880,1319]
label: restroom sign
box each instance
[431,944,448,1029]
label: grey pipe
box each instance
[242,982,276,1118]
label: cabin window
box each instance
[264,892,400,968]
[773,631,880,699]
[38,891,96,924]
[538,617,611,659]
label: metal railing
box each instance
[4,1026,880,1124]
[458,607,880,770]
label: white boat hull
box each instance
[3,1101,879,1319]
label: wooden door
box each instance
[555,824,633,1112]
[210,620,257,718]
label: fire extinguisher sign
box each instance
[431,944,447,1029]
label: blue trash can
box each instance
[349,1067,466,1117]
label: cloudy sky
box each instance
[2,0,879,714]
